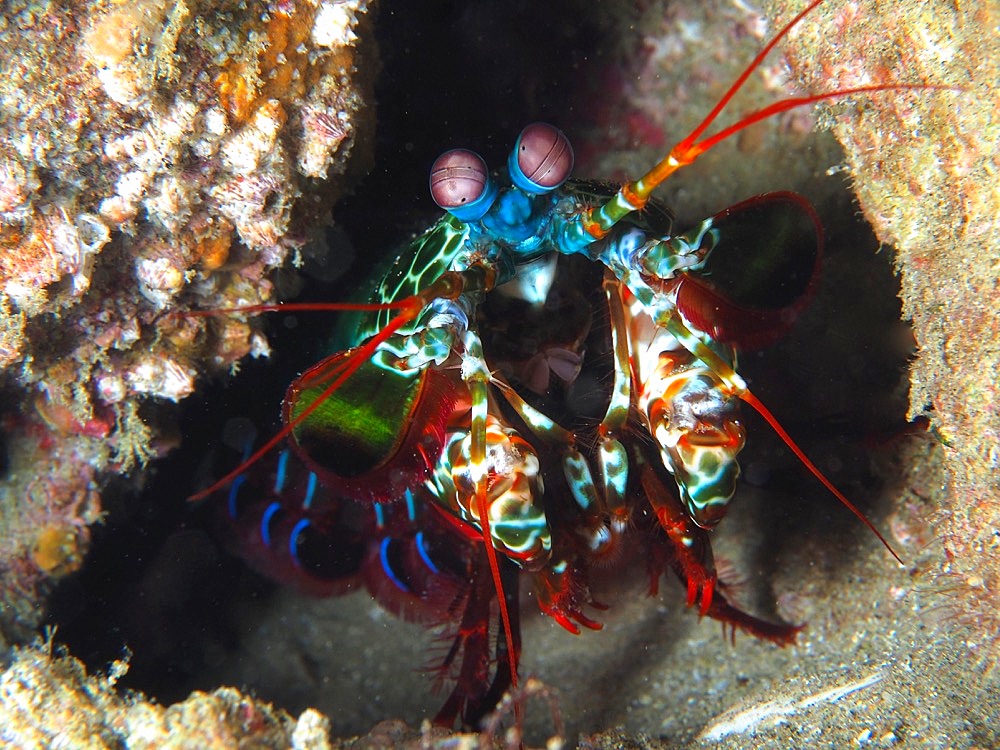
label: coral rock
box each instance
[0,0,374,634]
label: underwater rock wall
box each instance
[0,643,336,749]
[765,0,1000,668]
[0,0,374,638]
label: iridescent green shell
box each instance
[353,214,470,343]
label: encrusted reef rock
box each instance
[0,0,373,636]
[0,643,334,749]
[0,643,496,750]
[4,1,997,747]
[764,0,1000,667]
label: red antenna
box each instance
[583,0,960,240]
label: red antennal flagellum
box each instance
[676,319,905,565]
[185,296,425,503]
[184,266,489,503]
[176,300,415,318]
[584,0,961,239]
[740,390,904,566]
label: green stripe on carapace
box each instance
[289,356,424,478]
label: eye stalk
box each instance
[429,149,498,221]
[508,123,574,194]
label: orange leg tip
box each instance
[553,613,581,635]
[699,579,715,616]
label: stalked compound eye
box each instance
[508,122,574,194]
[429,148,498,221]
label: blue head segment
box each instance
[429,148,498,221]
[508,123,574,195]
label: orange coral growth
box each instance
[215,66,257,123]
[31,525,84,576]
[259,7,315,103]
[186,215,234,271]
[215,3,320,124]
[0,0,371,637]
[33,394,111,439]
[196,232,232,271]
[34,396,85,437]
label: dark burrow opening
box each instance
[41,0,914,743]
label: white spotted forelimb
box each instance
[620,284,746,529]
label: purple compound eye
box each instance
[509,123,574,194]
[429,149,497,220]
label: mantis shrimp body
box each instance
[184,0,952,731]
